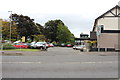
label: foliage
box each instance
[44,20,62,42]
[32,35,46,42]
[2,13,75,44]
[57,23,75,43]
[44,20,75,43]
[11,14,41,41]
[36,23,44,34]
[2,21,18,41]
[3,43,16,50]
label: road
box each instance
[2,47,118,78]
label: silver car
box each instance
[73,45,86,51]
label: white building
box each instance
[90,5,120,51]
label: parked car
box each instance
[50,43,54,47]
[30,41,36,48]
[24,43,31,48]
[61,43,65,47]
[14,43,28,48]
[47,43,54,47]
[13,40,21,44]
[73,45,86,51]
[1,40,11,43]
[66,44,73,47]
[34,42,49,49]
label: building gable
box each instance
[92,5,120,31]
[97,5,120,18]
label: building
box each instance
[90,5,120,51]
[75,33,90,49]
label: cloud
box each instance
[0,0,119,37]
[33,13,94,37]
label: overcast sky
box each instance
[0,0,119,37]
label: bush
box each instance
[3,43,16,50]
[11,39,17,42]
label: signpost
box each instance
[96,25,102,52]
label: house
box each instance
[90,5,120,51]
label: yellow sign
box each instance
[22,36,25,42]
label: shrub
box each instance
[3,43,16,50]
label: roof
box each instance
[80,34,89,36]
[92,5,120,31]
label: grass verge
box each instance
[2,49,40,52]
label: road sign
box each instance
[96,25,101,36]
[22,36,25,42]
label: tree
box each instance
[2,20,18,41]
[11,14,40,41]
[56,23,75,43]
[44,19,75,43]
[36,23,44,34]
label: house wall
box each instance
[97,17,119,30]
[98,33,120,50]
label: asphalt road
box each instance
[2,47,118,78]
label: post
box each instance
[8,11,12,42]
[97,35,100,52]
[96,25,102,52]
[0,19,3,50]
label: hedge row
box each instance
[2,43,17,50]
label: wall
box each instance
[97,17,119,30]
[98,33,120,50]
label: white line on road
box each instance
[1,61,118,64]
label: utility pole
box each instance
[0,19,3,50]
[8,11,12,42]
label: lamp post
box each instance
[8,11,12,42]
[0,19,2,50]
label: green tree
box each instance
[44,20,64,42]
[36,23,44,34]
[2,20,18,41]
[11,14,40,41]
[57,23,75,44]
[44,19,75,43]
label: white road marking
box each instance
[1,61,118,64]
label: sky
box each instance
[0,0,119,38]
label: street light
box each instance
[8,11,12,42]
[0,19,3,50]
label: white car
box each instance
[49,43,54,47]
[30,41,36,48]
[13,40,21,44]
[34,42,48,49]
[73,45,86,51]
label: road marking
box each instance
[65,61,118,64]
[1,61,118,64]
[1,62,42,64]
